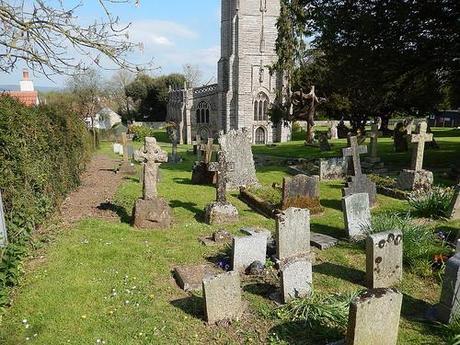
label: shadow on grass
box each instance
[313,262,365,286]
[268,320,344,345]
[97,202,132,224]
[205,248,232,266]
[123,176,140,183]
[169,200,205,222]
[243,282,277,299]
[170,295,204,321]
[99,168,117,173]
[172,177,194,185]
[321,199,343,212]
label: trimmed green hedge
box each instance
[0,96,92,308]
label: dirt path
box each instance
[59,154,125,223]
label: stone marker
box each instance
[319,157,348,180]
[346,288,403,345]
[202,271,243,324]
[310,232,338,250]
[366,231,403,288]
[397,121,434,190]
[281,257,313,303]
[282,174,322,213]
[393,121,409,153]
[329,121,339,140]
[219,129,259,190]
[319,133,331,151]
[342,136,377,207]
[113,143,123,155]
[174,264,221,292]
[0,190,8,247]
[449,185,460,220]
[168,127,181,164]
[232,234,267,271]
[342,193,371,240]
[366,123,383,163]
[132,137,172,229]
[204,151,239,224]
[191,138,217,185]
[276,207,310,261]
[194,134,202,157]
[118,132,137,175]
[438,254,460,323]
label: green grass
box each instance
[0,129,459,344]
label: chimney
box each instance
[22,69,30,80]
[20,69,35,92]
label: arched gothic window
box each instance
[253,92,269,121]
[255,127,266,144]
[196,101,210,124]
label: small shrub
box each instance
[130,125,157,142]
[365,213,448,276]
[408,186,455,219]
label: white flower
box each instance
[22,319,28,324]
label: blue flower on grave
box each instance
[217,258,231,271]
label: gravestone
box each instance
[329,121,339,140]
[342,136,377,207]
[393,122,409,152]
[346,288,403,345]
[202,271,243,324]
[319,133,331,151]
[397,121,434,191]
[219,129,259,190]
[282,174,322,213]
[310,232,338,250]
[337,119,351,139]
[191,138,217,185]
[193,135,201,155]
[232,234,267,271]
[204,151,239,224]
[276,207,310,261]
[342,193,371,240]
[366,123,383,163]
[280,257,313,303]
[168,127,181,164]
[0,190,8,247]
[118,132,137,175]
[132,137,172,229]
[366,231,403,288]
[319,157,348,180]
[174,264,221,292]
[449,185,460,220]
[438,254,460,323]
[113,143,123,155]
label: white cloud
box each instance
[127,20,198,47]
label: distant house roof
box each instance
[3,91,39,107]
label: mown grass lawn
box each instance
[0,130,459,344]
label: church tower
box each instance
[218,0,290,143]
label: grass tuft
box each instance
[408,186,455,219]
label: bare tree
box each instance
[106,69,135,120]
[182,63,202,87]
[0,0,152,77]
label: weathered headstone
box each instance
[191,138,217,185]
[282,174,322,213]
[319,157,348,180]
[397,121,434,191]
[346,288,403,345]
[438,253,460,323]
[393,122,409,152]
[202,271,243,324]
[342,136,377,206]
[174,264,221,292]
[132,137,172,229]
[276,207,310,261]
[366,123,382,163]
[329,121,339,140]
[366,231,403,288]
[118,132,137,175]
[0,190,8,247]
[204,151,239,224]
[319,133,331,151]
[193,134,202,156]
[232,234,267,271]
[342,193,371,240]
[168,127,181,164]
[219,129,259,190]
[280,257,313,303]
[449,185,460,220]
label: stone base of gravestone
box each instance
[366,231,403,289]
[280,257,313,303]
[191,162,217,185]
[174,264,221,292]
[118,162,137,176]
[346,288,403,345]
[132,198,172,229]
[310,232,339,250]
[202,271,244,324]
[204,202,239,225]
[343,175,377,207]
[396,169,433,191]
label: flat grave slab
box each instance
[174,264,222,292]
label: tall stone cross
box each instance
[200,138,214,164]
[410,121,433,171]
[343,136,368,177]
[208,152,234,204]
[137,137,168,200]
[0,190,7,247]
[121,132,129,162]
[366,123,383,159]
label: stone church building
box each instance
[167,0,291,144]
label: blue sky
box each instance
[0,0,221,88]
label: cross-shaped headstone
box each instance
[200,138,214,164]
[343,136,368,177]
[208,152,234,204]
[121,132,129,162]
[366,123,383,159]
[136,137,168,200]
[0,190,8,248]
[410,121,433,171]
